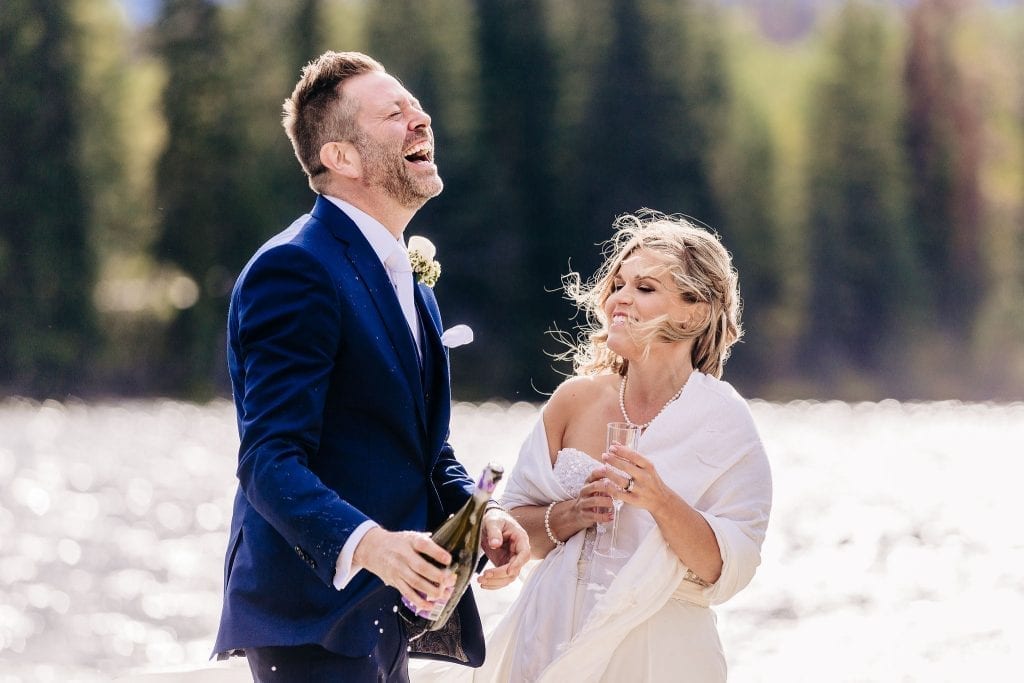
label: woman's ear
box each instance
[681,302,711,330]
[320,140,360,179]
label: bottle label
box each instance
[401,594,449,622]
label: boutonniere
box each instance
[407,235,442,287]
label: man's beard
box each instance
[353,131,443,208]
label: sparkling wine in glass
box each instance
[594,422,641,559]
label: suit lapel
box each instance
[311,197,427,435]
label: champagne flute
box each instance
[594,422,641,559]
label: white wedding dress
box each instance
[411,443,729,683]
[461,371,769,683]
[473,446,728,683]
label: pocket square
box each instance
[441,324,474,349]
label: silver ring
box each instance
[624,476,635,493]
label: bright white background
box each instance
[1,399,1022,682]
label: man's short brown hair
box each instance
[282,51,385,192]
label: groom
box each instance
[213,51,529,681]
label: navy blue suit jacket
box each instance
[213,196,484,664]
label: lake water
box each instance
[1,398,1022,682]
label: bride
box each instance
[473,210,773,682]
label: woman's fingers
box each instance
[605,443,652,470]
[577,492,615,519]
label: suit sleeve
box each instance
[432,443,475,515]
[232,243,369,587]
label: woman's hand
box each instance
[597,443,673,514]
[477,508,531,589]
[577,472,617,525]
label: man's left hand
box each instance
[477,508,530,589]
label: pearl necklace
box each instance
[618,374,686,431]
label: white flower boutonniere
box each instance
[407,235,442,287]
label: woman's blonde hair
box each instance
[562,209,743,379]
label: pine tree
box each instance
[71,0,168,393]
[292,0,324,70]
[570,0,730,274]
[904,0,983,338]
[222,1,318,237]
[715,103,788,393]
[803,0,923,393]
[152,0,247,397]
[465,0,565,397]
[0,1,98,397]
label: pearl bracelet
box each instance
[544,501,564,547]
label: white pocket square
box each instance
[441,324,474,349]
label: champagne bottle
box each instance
[402,463,504,639]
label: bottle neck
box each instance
[473,469,499,502]
[473,482,495,502]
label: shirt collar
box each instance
[323,195,403,265]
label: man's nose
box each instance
[410,106,431,130]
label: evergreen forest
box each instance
[1,0,1022,402]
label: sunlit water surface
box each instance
[1,398,1022,682]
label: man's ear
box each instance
[320,140,360,180]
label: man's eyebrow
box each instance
[385,97,422,111]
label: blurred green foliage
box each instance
[0,1,98,396]
[1,0,1022,401]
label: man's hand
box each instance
[477,508,530,589]
[353,527,455,616]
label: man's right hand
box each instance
[353,527,456,616]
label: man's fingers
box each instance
[412,575,448,603]
[407,555,454,598]
[412,533,452,568]
[381,532,453,604]
[397,580,436,615]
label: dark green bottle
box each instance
[402,463,504,639]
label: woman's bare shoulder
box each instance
[547,374,614,411]
[543,375,617,458]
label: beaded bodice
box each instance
[552,447,599,497]
[552,448,601,576]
